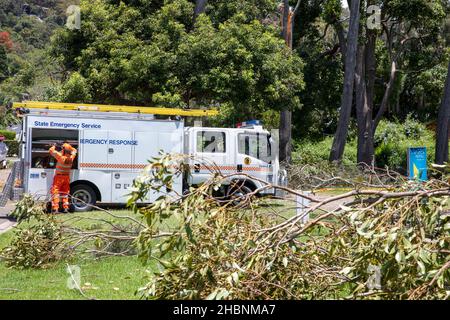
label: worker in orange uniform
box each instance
[49,142,77,213]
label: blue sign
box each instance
[407,147,427,181]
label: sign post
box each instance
[296,192,311,224]
[407,147,427,181]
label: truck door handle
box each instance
[108,148,114,154]
[237,164,243,172]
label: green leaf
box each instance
[395,250,405,264]
[231,272,239,284]
[206,290,218,300]
[417,261,426,274]
[282,257,288,267]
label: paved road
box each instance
[0,167,11,189]
[0,163,18,234]
[0,202,16,234]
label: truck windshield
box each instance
[238,132,272,163]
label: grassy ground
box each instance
[0,209,152,300]
[0,191,347,300]
[0,256,148,300]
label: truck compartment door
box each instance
[134,131,160,170]
[80,130,109,169]
[107,131,133,169]
[133,125,183,202]
[27,169,54,200]
[111,172,136,203]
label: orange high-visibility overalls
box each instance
[49,143,77,211]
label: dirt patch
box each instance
[289,190,355,213]
[312,192,355,212]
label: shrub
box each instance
[293,136,357,166]
[4,140,19,156]
[293,117,437,172]
[1,196,67,269]
[374,117,435,171]
[0,129,16,140]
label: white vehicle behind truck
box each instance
[8,102,287,212]
[0,140,7,169]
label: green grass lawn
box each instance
[0,256,149,300]
[0,209,154,300]
[0,195,339,300]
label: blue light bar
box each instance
[237,120,262,128]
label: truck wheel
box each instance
[226,184,252,207]
[71,184,97,212]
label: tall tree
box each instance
[354,0,446,166]
[329,0,361,163]
[279,0,301,164]
[49,0,304,121]
[435,61,450,164]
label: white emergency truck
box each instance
[10,101,287,212]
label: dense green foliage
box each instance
[0,0,68,114]
[0,0,449,161]
[48,0,304,125]
[294,117,438,171]
[0,129,16,139]
[374,117,436,170]
[0,129,17,156]
[4,140,18,156]
[2,195,65,268]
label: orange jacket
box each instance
[49,145,77,176]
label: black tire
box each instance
[226,183,253,208]
[70,184,97,212]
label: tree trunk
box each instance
[279,109,292,163]
[193,0,208,22]
[373,60,397,130]
[279,0,293,164]
[435,62,450,164]
[365,30,376,115]
[334,21,347,65]
[355,43,374,166]
[355,30,376,166]
[329,0,361,163]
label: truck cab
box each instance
[184,120,286,196]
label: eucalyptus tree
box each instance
[435,61,450,164]
[326,0,447,165]
[355,0,447,165]
[329,0,361,163]
[279,0,301,164]
[50,0,304,127]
